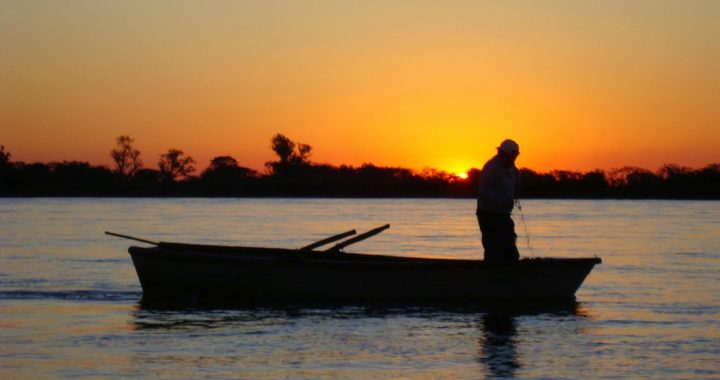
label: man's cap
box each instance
[498,139,520,155]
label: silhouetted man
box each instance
[476,139,520,262]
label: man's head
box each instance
[497,139,519,167]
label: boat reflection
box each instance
[132,297,588,330]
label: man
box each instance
[476,139,521,262]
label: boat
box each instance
[107,225,601,303]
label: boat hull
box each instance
[128,245,601,303]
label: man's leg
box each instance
[498,214,520,261]
[477,212,503,262]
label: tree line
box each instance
[0,135,718,198]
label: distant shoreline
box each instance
[3,137,718,200]
[2,195,718,200]
[2,155,718,200]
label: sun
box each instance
[456,172,469,180]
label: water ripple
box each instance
[0,290,142,301]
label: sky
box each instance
[1,1,719,175]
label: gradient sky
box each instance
[2,1,719,175]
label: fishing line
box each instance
[515,199,534,256]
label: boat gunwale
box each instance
[129,245,602,267]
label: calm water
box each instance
[1,198,718,379]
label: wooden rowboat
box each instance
[108,225,601,303]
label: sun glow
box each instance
[456,172,469,180]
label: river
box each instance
[1,198,718,378]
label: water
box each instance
[1,198,718,379]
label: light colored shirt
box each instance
[476,155,519,214]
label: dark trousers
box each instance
[476,211,520,262]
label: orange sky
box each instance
[1,1,718,175]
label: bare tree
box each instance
[110,135,142,177]
[158,149,195,182]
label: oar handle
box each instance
[299,229,357,251]
[105,231,158,245]
[326,224,390,253]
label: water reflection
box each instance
[478,312,520,378]
[475,302,588,378]
[127,300,590,378]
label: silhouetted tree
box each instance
[3,134,720,198]
[659,164,691,180]
[271,134,295,164]
[9,162,51,195]
[111,135,142,177]
[579,170,609,196]
[657,164,692,196]
[129,168,162,195]
[608,167,661,197]
[697,163,720,197]
[266,133,313,176]
[0,146,12,194]
[208,155,240,170]
[203,156,256,178]
[0,145,11,179]
[0,145,10,167]
[158,149,195,183]
[420,168,457,182]
[199,155,257,195]
[296,143,312,164]
[46,161,115,195]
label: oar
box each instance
[187,229,358,300]
[106,229,357,251]
[105,231,158,245]
[326,224,390,253]
[299,229,357,251]
[107,228,367,252]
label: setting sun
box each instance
[456,172,469,180]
